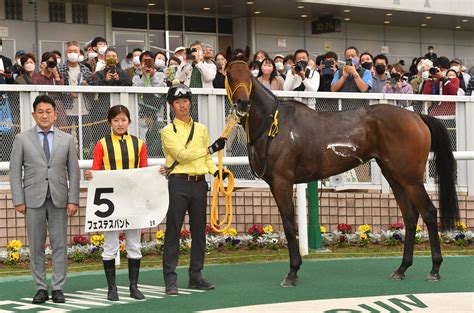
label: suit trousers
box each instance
[102,229,142,260]
[25,198,68,291]
[163,176,208,284]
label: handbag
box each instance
[0,95,14,134]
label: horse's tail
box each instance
[419,114,459,230]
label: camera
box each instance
[108,67,116,74]
[294,60,308,72]
[345,58,352,66]
[429,67,439,75]
[388,74,401,85]
[46,60,57,68]
[185,48,197,60]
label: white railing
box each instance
[0,86,474,194]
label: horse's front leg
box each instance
[270,178,301,287]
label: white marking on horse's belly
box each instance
[327,143,363,163]
[290,131,295,141]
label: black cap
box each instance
[166,84,192,104]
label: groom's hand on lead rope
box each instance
[214,170,229,180]
[208,137,227,154]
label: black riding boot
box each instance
[128,258,145,300]
[103,260,119,301]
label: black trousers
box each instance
[163,176,208,284]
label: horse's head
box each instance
[225,46,252,117]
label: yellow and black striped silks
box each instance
[100,133,143,170]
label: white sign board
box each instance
[277,38,287,48]
[381,45,389,54]
[85,166,169,232]
[0,27,8,38]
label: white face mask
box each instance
[284,64,292,72]
[155,59,166,69]
[138,117,147,128]
[88,52,98,59]
[275,62,284,71]
[251,69,259,77]
[422,71,430,80]
[24,63,35,72]
[78,55,84,62]
[132,55,141,66]
[56,58,62,64]
[98,46,108,55]
[67,52,79,63]
[450,66,460,72]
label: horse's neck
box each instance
[250,77,278,117]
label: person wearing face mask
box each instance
[125,48,143,82]
[450,58,470,93]
[15,53,37,84]
[132,51,166,88]
[58,41,93,86]
[273,54,285,78]
[369,54,390,93]
[213,53,227,89]
[421,56,451,96]
[83,43,97,71]
[283,55,295,77]
[284,49,320,92]
[155,51,167,72]
[317,51,338,92]
[58,41,94,134]
[249,60,261,78]
[410,58,432,94]
[165,57,181,87]
[175,41,216,88]
[424,46,437,63]
[52,51,62,67]
[89,37,108,73]
[257,58,284,91]
[359,52,374,74]
[331,46,372,93]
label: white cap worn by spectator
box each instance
[174,46,186,54]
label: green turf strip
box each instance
[0,256,472,312]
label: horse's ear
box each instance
[225,46,232,61]
[244,46,251,62]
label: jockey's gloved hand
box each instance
[208,137,227,154]
[213,170,229,180]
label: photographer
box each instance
[318,51,338,92]
[93,48,129,86]
[283,49,320,91]
[32,52,64,85]
[421,56,451,96]
[370,54,389,93]
[132,51,166,87]
[175,41,216,88]
[331,46,372,93]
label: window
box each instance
[72,3,88,24]
[112,11,147,29]
[49,2,65,23]
[185,16,216,33]
[5,0,22,20]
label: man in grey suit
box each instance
[9,94,80,304]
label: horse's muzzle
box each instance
[235,99,251,117]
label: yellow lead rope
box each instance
[210,113,240,232]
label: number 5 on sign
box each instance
[85,166,169,232]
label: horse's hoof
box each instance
[426,273,440,281]
[280,277,296,287]
[389,272,405,280]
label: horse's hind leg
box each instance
[404,184,443,281]
[389,187,419,280]
[379,165,419,280]
[270,178,301,287]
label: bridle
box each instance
[224,60,252,113]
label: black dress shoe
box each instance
[188,278,215,290]
[52,290,65,303]
[32,289,49,304]
[165,282,178,295]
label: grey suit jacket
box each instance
[9,126,80,209]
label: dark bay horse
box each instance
[224,48,459,287]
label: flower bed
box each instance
[1,222,471,265]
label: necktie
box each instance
[42,131,50,161]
